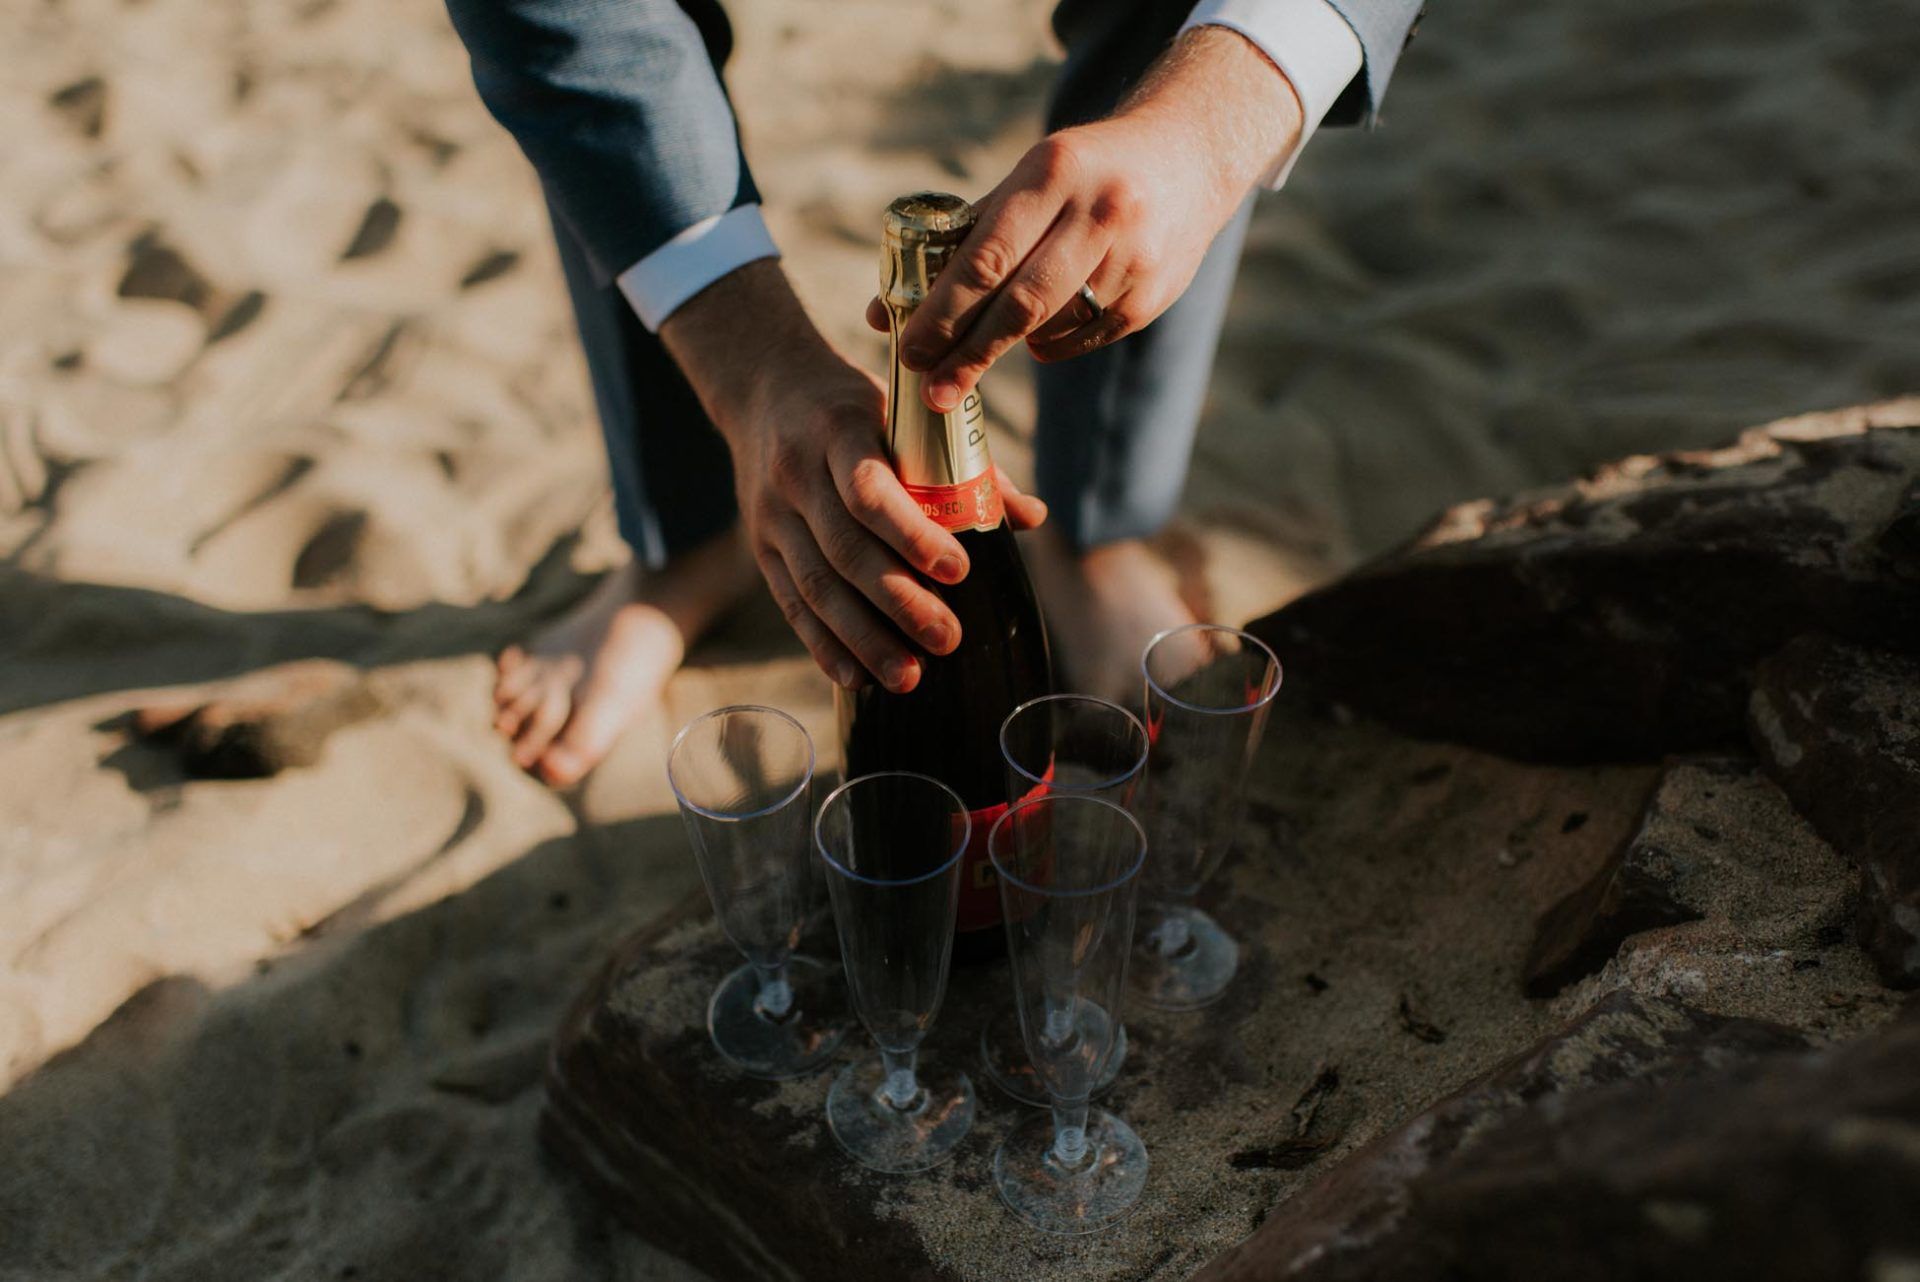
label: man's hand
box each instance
[663,261,1046,694]
[887,26,1305,412]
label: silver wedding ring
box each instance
[1077,281,1103,322]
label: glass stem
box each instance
[752,960,793,1020]
[878,1047,920,1110]
[1051,1097,1091,1167]
[1155,903,1194,957]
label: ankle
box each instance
[639,526,755,638]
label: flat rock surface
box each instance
[1249,401,1920,763]
[1751,636,1920,986]
[1196,991,1920,1282]
[1525,757,1856,997]
[543,699,1899,1282]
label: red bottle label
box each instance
[904,474,1004,535]
[953,773,1049,934]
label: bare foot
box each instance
[492,528,756,787]
[1023,529,1200,705]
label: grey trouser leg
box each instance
[1037,0,1256,548]
[545,0,741,569]
[548,201,738,569]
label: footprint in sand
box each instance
[341,195,404,261]
[47,75,108,140]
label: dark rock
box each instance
[1194,992,1920,1282]
[1246,401,1920,762]
[1750,636,1920,986]
[130,659,381,778]
[1525,758,1854,997]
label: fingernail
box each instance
[903,345,935,370]
[885,659,915,692]
[923,623,956,654]
[932,554,964,583]
[926,380,958,410]
[836,662,862,690]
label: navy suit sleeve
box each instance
[443,0,760,288]
[1318,0,1426,126]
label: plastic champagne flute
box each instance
[815,771,975,1172]
[667,705,852,1078]
[1132,624,1282,1010]
[981,694,1149,1106]
[989,794,1150,1233]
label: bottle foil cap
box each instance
[883,191,975,245]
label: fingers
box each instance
[865,297,889,333]
[827,431,970,585]
[994,465,1049,531]
[758,552,869,692]
[920,207,1110,411]
[1026,305,1135,364]
[802,484,962,660]
[763,522,927,695]
[1026,247,1125,349]
[898,137,1078,374]
[780,520,925,693]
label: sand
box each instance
[1,0,1915,1276]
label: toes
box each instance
[536,743,592,789]
[535,695,626,789]
[494,683,544,740]
[494,647,534,706]
[512,686,570,769]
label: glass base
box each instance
[827,1055,975,1173]
[992,1109,1148,1234]
[1131,904,1239,1011]
[979,1005,1128,1108]
[707,956,850,1079]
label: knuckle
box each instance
[1001,279,1051,332]
[845,458,894,523]
[775,591,812,629]
[1127,240,1161,280]
[1089,177,1144,229]
[767,441,808,490]
[1033,134,1082,188]
[878,575,927,625]
[957,237,1017,293]
[795,559,840,606]
[820,518,869,570]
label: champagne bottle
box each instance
[837,192,1054,962]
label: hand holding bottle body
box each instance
[661,260,1046,694]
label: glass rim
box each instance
[666,704,815,822]
[1141,622,1284,716]
[813,770,971,888]
[998,693,1149,794]
[986,793,1148,898]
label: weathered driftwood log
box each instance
[1248,400,1920,763]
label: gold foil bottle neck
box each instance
[882,191,975,311]
[880,191,996,518]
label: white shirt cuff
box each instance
[1181,0,1365,189]
[615,203,781,331]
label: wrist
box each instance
[659,259,832,443]
[1117,25,1304,209]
